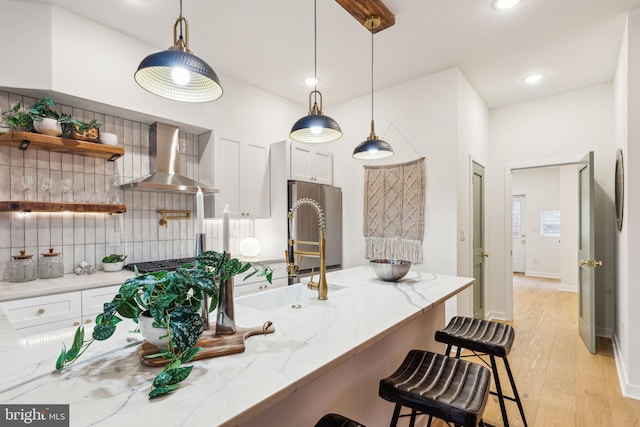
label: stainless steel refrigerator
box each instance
[288,180,342,284]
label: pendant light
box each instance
[290,0,343,143]
[134,0,223,103]
[353,17,394,160]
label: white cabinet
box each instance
[81,285,120,325]
[1,292,82,336]
[213,134,270,218]
[1,285,121,336]
[234,261,288,297]
[289,142,333,185]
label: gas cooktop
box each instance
[124,257,195,273]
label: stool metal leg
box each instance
[489,355,510,427]
[390,403,401,427]
[409,409,417,427]
[503,357,528,427]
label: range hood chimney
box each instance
[121,122,217,194]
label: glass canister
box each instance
[9,250,37,282]
[39,248,64,279]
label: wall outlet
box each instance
[108,232,120,247]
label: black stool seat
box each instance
[435,316,528,427]
[435,316,514,357]
[315,413,365,427]
[379,350,491,427]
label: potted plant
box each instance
[2,97,64,136]
[58,115,101,141]
[102,253,127,272]
[29,97,63,136]
[55,250,272,399]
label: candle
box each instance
[196,187,204,235]
[222,204,230,253]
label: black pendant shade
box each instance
[134,3,222,103]
[290,91,343,143]
[352,16,394,160]
[290,0,342,144]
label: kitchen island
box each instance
[0,266,473,426]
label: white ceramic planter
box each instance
[103,261,124,272]
[33,117,63,136]
[138,311,169,349]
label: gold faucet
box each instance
[286,198,328,300]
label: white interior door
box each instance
[512,195,526,273]
[578,151,600,354]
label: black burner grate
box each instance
[124,257,195,273]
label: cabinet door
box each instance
[312,148,333,185]
[214,135,270,218]
[289,142,332,185]
[241,143,270,218]
[1,292,82,331]
[290,143,314,182]
[214,135,242,217]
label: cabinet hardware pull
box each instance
[73,321,80,326]
[37,308,45,315]
[85,319,92,324]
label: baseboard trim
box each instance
[559,283,578,292]
[612,333,640,400]
[485,310,507,321]
[525,271,561,279]
[596,327,613,338]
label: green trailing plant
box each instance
[29,97,60,122]
[58,114,101,135]
[102,254,127,263]
[2,102,34,131]
[55,250,272,399]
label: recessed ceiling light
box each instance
[304,77,318,86]
[523,73,544,84]
[493,0,522,10]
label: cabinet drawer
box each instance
[82,285,120,317]
[1,292,81,330]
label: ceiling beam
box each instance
[334,0,395,33]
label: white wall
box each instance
[512,167,562,279]
[511,166,578,288]
[327,68,460,275]
[488,84,615,329]
[613,11,640,399]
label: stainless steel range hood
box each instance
[121,122,218,194]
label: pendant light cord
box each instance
[370,22,374,122]
[178,0,184,41]
[314,0,318,97]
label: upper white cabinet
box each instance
[289,142,333,185]
[213,134,270,218]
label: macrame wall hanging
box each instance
[363,157,425,263]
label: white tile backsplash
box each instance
[0,90,255,281]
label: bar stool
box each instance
[435,316,528,427]
[379,350,491,427]
[315,413,365,427]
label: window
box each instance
[512,199,522,238]
[540,210,561,237]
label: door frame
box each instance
[503,155,583,320]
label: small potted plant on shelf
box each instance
[2,97,64,136]
[56,250,272,399]
[101,253,128,272]
[72,119,101,142]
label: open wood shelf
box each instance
[0,201,126,214]
[0,132,124,161]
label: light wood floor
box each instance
[424,274,640,427]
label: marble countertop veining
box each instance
[0,266,473,427]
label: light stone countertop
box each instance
[0,266,473,427]
[0,254,284,302]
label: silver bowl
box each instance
[370,259,412,281]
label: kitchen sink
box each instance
[236,282,345,311]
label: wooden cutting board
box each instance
[138,322,275,367]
